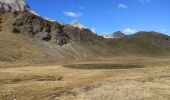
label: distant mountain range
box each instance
[1,0,170,63]
[112,31,125,38]
[103,31,125,38]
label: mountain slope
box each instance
[1,0,170,64]
[0,12,114,64]
[109,31,170,56]
[0,13,56,64]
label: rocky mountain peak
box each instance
[0,0,30,12]
[103,33,113,39]
[70,20,86,29]
[112,31,125,38]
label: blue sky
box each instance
[26,0,170,35]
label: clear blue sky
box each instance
[26,0,170,35]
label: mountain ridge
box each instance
[1,0,170,64]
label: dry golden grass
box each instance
[1,57,170,100]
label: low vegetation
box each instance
[63,63,143,69]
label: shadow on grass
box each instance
[63,64,143,69]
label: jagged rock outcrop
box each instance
[12,12,103,46]
[1,0,104,46]
[12,12,70,46]
[63,24,103,42]
[12,13,51,35]
[0,0,30,12]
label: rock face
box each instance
[12,12,70,46]
[1,0,103,46]
[12,12,103,46]
[0,0,30,12]
[112,31,125,38]
[63,24,103,42]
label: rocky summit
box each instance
[112,31,125,38]
[0,0,30,12]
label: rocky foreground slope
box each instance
[1,0,170,64]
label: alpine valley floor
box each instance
[1,57,170,100]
